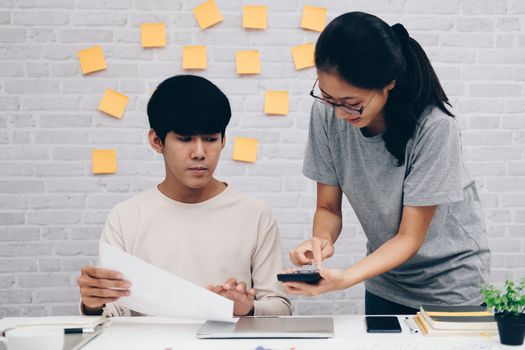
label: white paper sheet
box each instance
[99,243,236,323]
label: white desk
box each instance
[86,316,514,350]
[1,316,517,350]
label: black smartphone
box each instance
[365,316,402,333]
[277,269,321,284]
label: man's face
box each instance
[149,130,225,190]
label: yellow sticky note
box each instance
[140,22,167,48]
[92,149,117,174]
[232,137,259,163]
[243,5,267,29]
[193,0,223,30]
[265,91,289,115]
[182,46,207,70]
[236,50,260,74]
[291,43,315,70]
[98,89,129,119]
[301,5,327,32]
[78,46,106,75]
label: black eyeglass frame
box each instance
[309,79,376,115]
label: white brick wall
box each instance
[0,0,524,317]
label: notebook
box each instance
[420,305,492,317]
[16,316,106,332]
[64,327,104,350]
[0,316,106,350]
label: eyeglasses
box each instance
[309,79,376,115]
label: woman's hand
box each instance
[288,237,334,268]
[282,266,349,296]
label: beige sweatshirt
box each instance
[94,185,291,317]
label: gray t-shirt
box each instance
[303,101,491,308]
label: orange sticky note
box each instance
[236,50,260,74]
[265,91,289,115]
[232,137,259,163]
[92,149,117,174]
[182,46,207,70]
[98,89,129,119]
[243,5,267,29]
[291,43,315,70]
[140,22,166,48]
[301,5,327,32]
[78,46,106,75]
[193,0,223,30]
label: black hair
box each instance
[315,12,453,166]
[147,75,231,143]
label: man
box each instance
[78,75,291,316]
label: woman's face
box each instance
[316,70,395,136]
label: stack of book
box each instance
[413,305,498,336]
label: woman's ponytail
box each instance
[383,23,454,165]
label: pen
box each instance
[404,316,419,334]
[64,327,96,334]
[4,326,95,336]
[64,323,103,334]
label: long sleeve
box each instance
[251,207,292,316]
[82,187,293,318]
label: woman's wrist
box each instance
[340,267,360,290]
[313,233,334,244]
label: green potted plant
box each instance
[480,279,525,346]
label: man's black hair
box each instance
[147,75,231,143]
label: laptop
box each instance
[197,316,334,339]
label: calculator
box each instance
[277,269,321,284]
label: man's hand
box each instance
[78,266,131,314]
[288,237,334,268]
[207,278,255,316]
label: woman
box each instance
[284,12,490,315]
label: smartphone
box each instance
[365,316,402,333]
[277,269,321,285]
